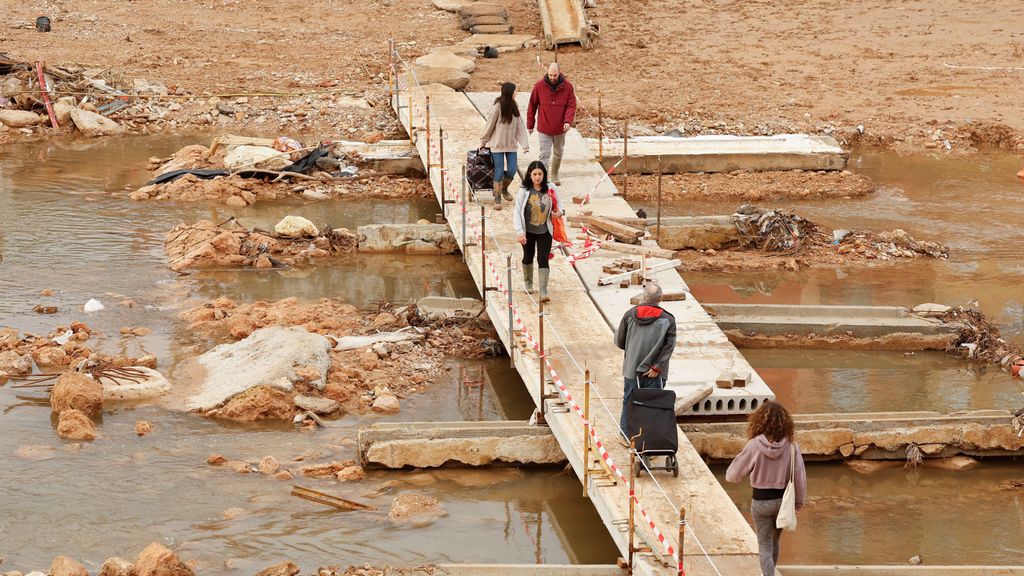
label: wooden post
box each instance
[583,369,591,497]
[425,96,432,179]
[623,119,629,200]
[538,299,546,425]
[656,155,663,245]
[677,506,686,576]
[628,435,636,574]
[597,92,603,163]
[507,254,514,369]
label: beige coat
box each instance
[480,103,530,154]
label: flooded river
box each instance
[0,135,616,572]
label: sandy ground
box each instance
[4,0,1024,154]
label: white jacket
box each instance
[513,184,561,237]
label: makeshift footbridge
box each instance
[390,48,772,575]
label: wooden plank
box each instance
[598,259,681,286]
[584,215,644,244]
[599,240,677,259]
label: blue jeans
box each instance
[492,151,517,184]
[620,374,665,434]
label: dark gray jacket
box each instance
[614,305,676,379]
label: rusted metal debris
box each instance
[290,485,376,512]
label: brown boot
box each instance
[492,179,503,210]
[501,177,514,201]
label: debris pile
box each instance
[733,204,826,253]
[180,298,499,421]
[942,306,1024,377]
[0,323,157,377]
[164,217,357,271]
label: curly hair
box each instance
[747,400,795,442]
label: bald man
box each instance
[614,283,676,436]
[526,63,577,185]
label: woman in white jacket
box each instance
[479,82,530,210]
[513,160,561,303]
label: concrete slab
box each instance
[703,303,958,338]
[680,410,1024,460]
[457,34,538,52]
[333,139,422,175]
[356,223,458,254]
[537,0,591,48]
[395,82,763,574]
[417,296,485,318]
[587,134,848,174]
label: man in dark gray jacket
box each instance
[614,283,677,435]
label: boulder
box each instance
[57,409,98,441]
[52,101,75,126]
[50,371,104,419]
[388,493,447,524]
[294,394,340,415]
[33,345,67,367]
[258,456,280,475]
[135,542,194,576]
[135,420,153,436]
[207,385,296,421]
[96,366,172,401]
[70,108,126,137]
[50,556,88,576]
[254,562,300,576]
[845,460,901,475]
[224,145,289,171]
[273,215,318,238]
[1,75,24,99]
[0,326,20,346]
[408,67,471,91]
[0,109,45,128]
[185,326,331,411]
[0,350,32,375]
[413,52,476,74]
[99,557,135,576]
[922,455,978,472]
[433,0,475,11]
[336,465,365,482]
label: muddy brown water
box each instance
[0,136,617,571]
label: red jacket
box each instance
[526,74,577,135]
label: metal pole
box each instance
[426,96,432,179]
[657,155,663,245]
[598,93,603,163]
[583,369,591,497]
[507,254,514,369]
[440,127,446,213]
[538,299,546,425]
[628,436,636,575]
[623,119,629,200]
[481,205,488,295]
[387,40,394,104]
[408,93,414,144]
[461,164,468,261]
[677,506,687,576]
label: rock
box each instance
[33,345,67,367]
[371,342,389,358]
[0,351,32,375]
[50,556,88,576]
[0,327,20,346]
[222,507,246,520]
[57,409,98,441]
[458,3,508,17]
[274,470,295,481]
[845,460,901,475]
[273,215,319,238]
[909,555,922,565]
[388,493,447,524]
[133,78,169,96]
[70,108,126,137]
[224,195,248,208]
[208,385,295,421]
[135,420,153,436]
[224,145,289,171]
[99,557,135,576]
[0,110,46,128]
[1,75,24,99]
[336,465,365,482]
[469,23,513,34]
[135,542,194,576]
[254,255,273,269]
[255,562,300,576]
[185,326,331,411]
[138,354,158,369]
[300,460,355,477]
[371,391,401,414]
[96,366,172,401]
[207,454,227,465]
[52,101,75,126]
[394,340,415,354]
[922,455,978,471]
[360,351,379,371]
[294,394,340,415]
[50,371,104,419]
[258,456,280,475]
[433,0,475,11]
[413,52,476,74]
[408,67,470,91]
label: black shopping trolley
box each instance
[466,147,494,193]
[626,387,679,477]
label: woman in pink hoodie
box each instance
[726,400,807,576]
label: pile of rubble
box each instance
[942,306,1024,378]
[0,323,156,377]
[165,216,357,272]
[179,297,499,422]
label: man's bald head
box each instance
[547,63,561,83]
[642,282,663,305]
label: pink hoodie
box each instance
[725,435,807,511]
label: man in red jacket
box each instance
[527,62,577,185]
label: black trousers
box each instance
[522,231,553,269]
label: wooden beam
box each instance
[584,215,644,244]
[598,259,681,286]
[599,240,677,260]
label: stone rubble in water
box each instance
[69,108,126,137]
[273,215,319,238]
[134,542,194,576]
[56,409,98,441]
[50,371,104,419]
[185,326,331,411]
[50,556,88,576]
[387,493,448,525]
[99,556,135,576]
[294,394,341,415]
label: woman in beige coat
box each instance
[479,82,530,210]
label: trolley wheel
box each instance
[636,455,646,477]
[670,455,679,477]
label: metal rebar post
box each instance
[677,506,686,576]
[481,205,488,295]
[461,164,468,260]
[628,436,636,575]
[507,254,514,369]
[387,40,394,104]
[657,155,663,245]
[623,119,629,200]
[583,369,591,497]
[598,92,603,163]
[408,92,414,144]
[538,299,546,425]
[426,96,432,179]
[440,127,447,213]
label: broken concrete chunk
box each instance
[388,493,447,525]
[294,394,340,415]
[70,108,126,137]
[413,52,476,74]
[407,67,470,91]
[274,215,318,238]
[223,145,289,171]
[96,366,172,401]
[335,331,422,351]
[0,109,46,128]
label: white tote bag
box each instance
[776,444,798,531]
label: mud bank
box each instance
[179,298,500,422]
[724,331,955,352]
[614,169,875,202]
